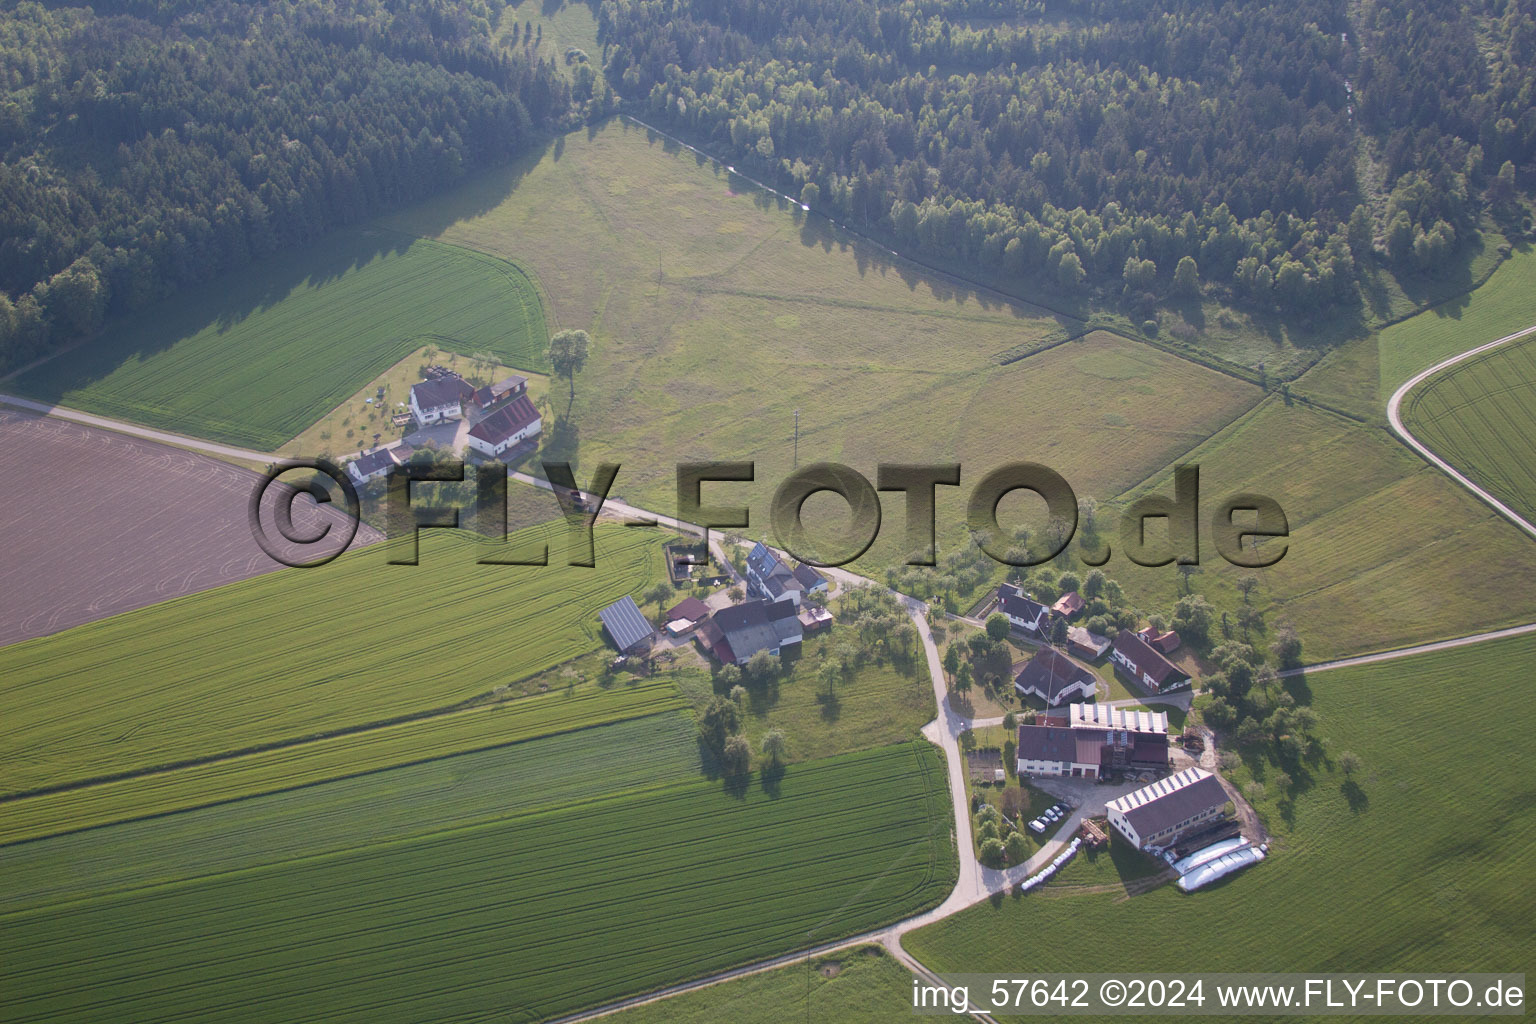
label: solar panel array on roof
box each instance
[599,595,654,652]
[1070,703,1169,735]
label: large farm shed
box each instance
[1105,767,1229,851]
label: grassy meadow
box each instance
[1399,334,1536,524]
[0,524,667,799]
[1296,244,1536,420]
[0,742,955,1024]
[907,631,1536,975]
[11,233,546,450]
[1103,397,1536,659]
[381,123,1260,524]
[669,632,937,767]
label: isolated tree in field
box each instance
[1340,751,1361,777]
[761,729,786,767]
[546,328,590,402]
[722,733,751,777]
[1236,574,1260,604]
[716,663,742,691]
[985,613,1010,642]
[1082,568,1106,599]
[1237,605,1264,643]
[1177,561,1201,595]
[953,661,973,694]
[699,695,740,754]
[1172,594,1214,649]
[1243,780,1266,803]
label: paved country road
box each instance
[1386,321,1536,541]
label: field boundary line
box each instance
[0,702,688,849]
[0,685,682,826]
[1387,321,1536,542]
[0,392,275,462]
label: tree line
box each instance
[599,0,1535,317]
[0,0,573,370]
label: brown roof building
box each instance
[1110,629,1191,693]
[1106,768,1230,850]
[1014,648,1098,706]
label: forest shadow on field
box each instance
[11,140,551,395]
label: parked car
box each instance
[1028,819,1047,835]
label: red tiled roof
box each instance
[468,395,540,446]
[665,596,710,623]
[1053,591,1084,616]
[1113,630,1188,687]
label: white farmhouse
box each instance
[409,374,474,426]
[465,395,542,457]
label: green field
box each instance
[671,631,937,767]
[0,742,955,1024]
[1104,396,1536,660]
[11,232,546,450]
[1400,334,1536,524]
[605,945,919,1024]
[906,632,1536,974]
[0,524,666,799]
[0,677,684,846]
[0,711,700,915]
[382,123,1261,539]
[1297,245,1536,420]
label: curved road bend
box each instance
[1386,322,1536,542]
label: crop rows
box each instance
[0,711,701,914]
[0,742,955,1024]
[0,677,685,846]
[0,526,666,798]
[12,234,546,450]
[1401,335,1536,523]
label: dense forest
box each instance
[0,0,571,369]
[2,0,1533,368]
[600,0,1536,316]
